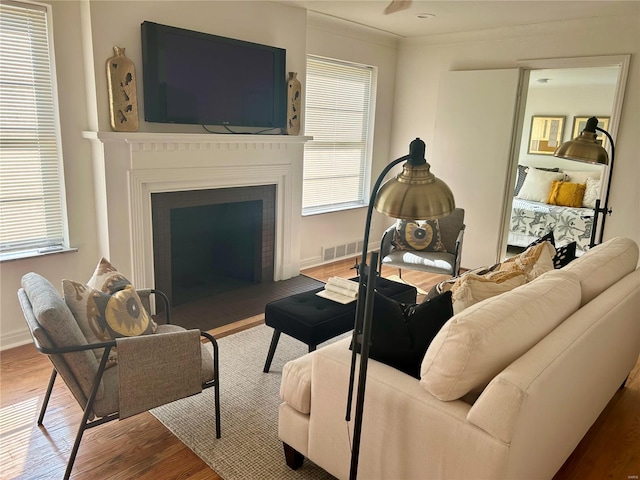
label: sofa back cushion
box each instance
[562,236,639,306]
[420,270,581,401]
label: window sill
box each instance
[0,246,78,263]
[302,203,367,217]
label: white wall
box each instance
[518,83,616,171]
[391,15,640,269]
[300,13,398,267]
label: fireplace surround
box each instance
[83,132,310,292]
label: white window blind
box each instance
[303,56,373,215]
[0,1,66,256]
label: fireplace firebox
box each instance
[152,185,276,307]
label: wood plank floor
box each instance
[1,258,638,479]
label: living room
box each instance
[1,1,639,348]
[1,1,639,478]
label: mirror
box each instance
[500,55,630,258]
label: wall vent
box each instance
[321,240,364,263]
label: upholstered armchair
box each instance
[379,208,465,278]
[17,272,220,480]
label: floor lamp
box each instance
[346,138,455,480]
[553,116,615,247]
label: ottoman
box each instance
[263,276,417,372]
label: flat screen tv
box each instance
[141,21,286,129]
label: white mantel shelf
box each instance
[82,130,312,145]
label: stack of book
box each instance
[316,277,359,304]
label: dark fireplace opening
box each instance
[170,200,263,306]
[152,185,276,310]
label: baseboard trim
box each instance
[1,329,32,351]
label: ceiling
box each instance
[279,0,639,38]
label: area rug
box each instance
[151,323,346,479]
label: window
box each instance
[0,0,67,259]
[302,56,374,215]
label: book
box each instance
[316,277,359,304]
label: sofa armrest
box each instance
[304,338,508,480]
[281,351,314,414]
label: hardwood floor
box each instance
[1,257,638,479]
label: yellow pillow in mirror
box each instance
[546,181,586,208]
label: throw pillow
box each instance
[516,168,566,203]
[514,165,560,197]
[499,241,556,281]
[350,291,454,379]
[64,280,157,342]
[393,219,446,252]
[63,280,157,367]
[450,269,527,314]
[561,169,601,184]
[582,176,601,209]
[88,257,131,293]
[553,242,577,268]
[546,181,586,208]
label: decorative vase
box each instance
[106,46,139,132]
[286,72,301,135]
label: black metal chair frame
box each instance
[29,289,220,480]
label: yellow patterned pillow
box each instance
[546,181,586,208]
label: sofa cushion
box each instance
[562,237,639,305]
[420,269,581,401]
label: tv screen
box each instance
[141,21,286,129]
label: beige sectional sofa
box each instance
[278,237,640,479]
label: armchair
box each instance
[17,272,220,480]
[379,208,465,278]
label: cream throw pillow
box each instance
[582,176,601,209]
[562,169,601,184]
[516,168,566,203]
[420,270,582,401]
[451,270,526,314]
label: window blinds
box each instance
[303,56,373,214]
[0,1,65,255]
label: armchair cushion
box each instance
[392,219,446,252]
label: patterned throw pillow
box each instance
[64,258,158,367]
[63,281,156,343]
[553,242,577,268]
[88,257,132,293]
[582,177,601,209]
[393,219,446,252]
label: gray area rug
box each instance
[151,323,345,479]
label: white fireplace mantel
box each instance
[83,131,311,288]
